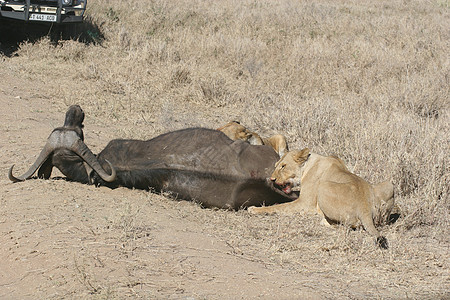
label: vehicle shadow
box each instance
[0,16,104,57]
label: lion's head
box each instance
[270,148,310,194]
[217,121,252,142]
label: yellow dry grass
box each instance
[0,0,449,298]
[17,0,449,219]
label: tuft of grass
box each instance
[6,0,448,236]
[2,0,449,297]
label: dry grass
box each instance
[1,0,449,298]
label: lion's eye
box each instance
[280,164,286,169]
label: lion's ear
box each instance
[293,148,310,163]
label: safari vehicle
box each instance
[0,0,86,23]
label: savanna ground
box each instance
[0,0,449,298]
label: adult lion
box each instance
[217,121,288,157]
[248,148,395,249]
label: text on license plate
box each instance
[29,13,57,22]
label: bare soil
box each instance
[0,67,325,299]
[1,0,449,298]
[0,53,447,300]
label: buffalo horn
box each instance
[8,142,54,182]
[70,138,116,183]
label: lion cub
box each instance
[217,121,288,157]
[248,148,395,249]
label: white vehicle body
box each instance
[0,0,86,23]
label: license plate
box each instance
[29,13,57,22]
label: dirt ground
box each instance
[1,55,448,300]
[0,66,329,299]
[1,20,449,300]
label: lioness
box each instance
[217,121,289,157]
[248,148,395,249]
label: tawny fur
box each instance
[248,148,395,248]
[217,121,288,157]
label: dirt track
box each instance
[1,0,449,296]
[0,61,326,299]
[1,55,448,300]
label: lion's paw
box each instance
[247,206,259,214]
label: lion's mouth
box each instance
[281,183,292,194]
[266,179,298,200]
[272,181,294,195]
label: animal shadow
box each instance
[0,15,104,57]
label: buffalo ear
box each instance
[293,148,310,163]
[37,156,54,179]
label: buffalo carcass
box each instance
[9,105,115,184]
[9,105,296,209]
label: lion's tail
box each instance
[360,211,389,250]
[376,236,389,249]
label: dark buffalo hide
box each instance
[94,128,296,209]
[9,105,295,210]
